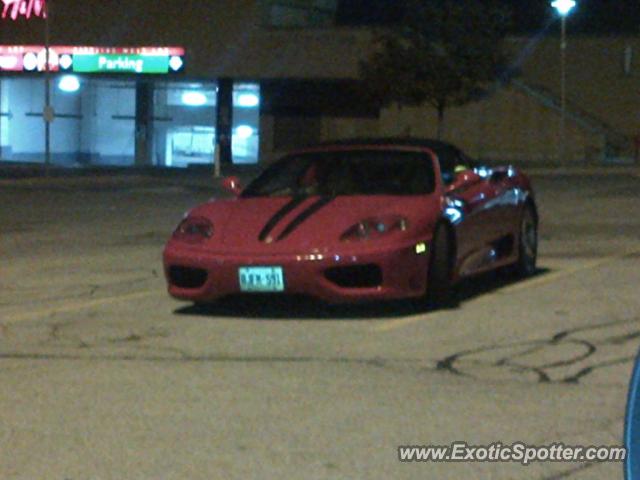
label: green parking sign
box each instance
[72,54,170,74]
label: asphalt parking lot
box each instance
[1,169,639,479]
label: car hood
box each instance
[183,194,441,253]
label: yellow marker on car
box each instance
[415,242,427,255]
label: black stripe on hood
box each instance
[276,197,334,241]
[258,196,307,242]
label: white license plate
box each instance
[238,266,285,292]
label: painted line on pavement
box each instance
[2,290,158,325]
[373,251,635,333]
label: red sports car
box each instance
[163,139,538,306]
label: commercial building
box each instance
[1,0,637,167]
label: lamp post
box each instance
[44,0,52,170]
[551,0,576,165]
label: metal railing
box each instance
[511,79,632,159]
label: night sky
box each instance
[336,0,640,34]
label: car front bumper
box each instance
[163,241,431,304]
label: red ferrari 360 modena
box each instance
[163,138,538,306]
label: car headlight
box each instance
[172,216,213,242]
[340,215,408,242]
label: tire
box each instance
[512,204,538,277]
[425,224,455,308]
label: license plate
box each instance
[238,266,285,292]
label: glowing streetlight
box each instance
[551,0,576,17]
[551,0,576,164]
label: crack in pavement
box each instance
[4,307,640,388]
[4,315,639,387]
[436,317,640,384]
[0,350,396,370]
[40,321,172,350]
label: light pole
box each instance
[44,0,52,170]
[551,0,576,165]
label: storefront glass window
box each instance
[80,79,136,166]
[0,77,46,163]
[0,77,261,167]
[153,81,217,168]
[0,76,136,166]
[232,83,260,164]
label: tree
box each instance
[360,0,510,139]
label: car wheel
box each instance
[513,204,538,277]
[425,224,455,308]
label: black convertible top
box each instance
[314,137,471,174]
[312,137,482,184]
[317,137,459,155]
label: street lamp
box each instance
[44,0,53,170]
[551,0,576,164]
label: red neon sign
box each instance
[2,0,46,20]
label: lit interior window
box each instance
[235,125,254,139]
[58,75,81,93]
[181,91,207,107]
[236,93,260,108]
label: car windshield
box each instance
[242,150,436,197]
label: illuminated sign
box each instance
[0,53,21,70]
[74,54,172,74]
[1,0,46,20]
[0,46,185,74]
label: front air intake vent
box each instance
[324,264,382,288]
[168,266,208,289]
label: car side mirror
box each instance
[222,176,242,196]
